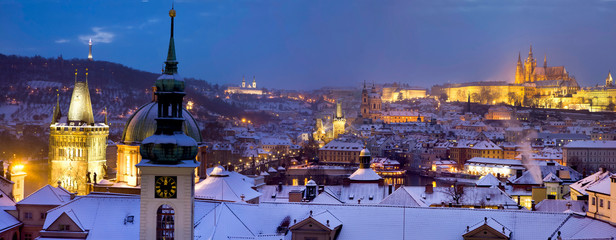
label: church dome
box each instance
[121,102,202,144]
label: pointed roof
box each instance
[163,7,178,75]
[476,173,501,187]
[52,93,62,124]
[349,168,382,181]
[543,172,563,183]
[18,184,71,205]
[67,72,94,125]
[517,52,521,64]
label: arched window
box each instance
[156,204,174,240]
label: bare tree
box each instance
[441,181,465,205]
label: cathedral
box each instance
[48,70,109,195]
[514,45,577,85]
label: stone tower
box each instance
[360,81,370,119]
[524,45,537,83]
[49,69,109,195]
[515,52,524,84]
[136,7,199,240]
[607,71,613,87]
[332,101,346,139]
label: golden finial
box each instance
[169,8,176,18]
[74,69,78,82]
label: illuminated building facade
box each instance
[360,82,382,121]
[332,101,346,139]
[381,83,427,103]
[225,76,263,95]
[433,46,616,112]
[49,70,109,195]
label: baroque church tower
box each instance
[136,7,199,240]
[49,69,109,195]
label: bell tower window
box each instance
[156,204,175,240]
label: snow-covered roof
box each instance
[563,140,616,149]
[542,173,563,183]
[37,192,616,240]
[476,173,501,187]
[18,185,71,206]
[535,200,587,214]
[586,175,612,195]
[348,168,382,181]
[195,170,261,202]
[570,171,612,196]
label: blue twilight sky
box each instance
[1,0,616,90]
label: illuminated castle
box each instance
[48,70,109,195]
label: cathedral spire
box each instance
[607,70,613,87]
[544,54,547,68]
[517,52,521,64]
[529,44,533,58]
[163,6,178,75]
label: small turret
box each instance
[359,148,371,169]
[52,92,62,124]
[252,76,256,88]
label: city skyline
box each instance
[2,0,616,90]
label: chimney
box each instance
[278,182,283,192]
[497,182,505,191]
[425,184,433,194]
[516,169,523,179]
[388,184,393,195]
[57,181,62,188]
[531,200,536,211]
[70,192,76,200]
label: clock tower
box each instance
[136,6,199,240]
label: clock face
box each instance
[155,176,177,198]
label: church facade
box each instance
[225,76,263,95]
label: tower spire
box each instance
[517,52,521,64]
[529,44,533,58]
[88,38,93,61]
[163,6,178,75]
[544,54,547,68]
[52,91,62,124]
[74,69,78,83]
[85,68,89,83]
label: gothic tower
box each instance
[607,71,613,87]
[524,45,537,82]
[137,7,199,240]
[49,69,109,195]
[515,52,524,84]
[332,101,346,139]
[360,81,369,118]
[88,38,93,61]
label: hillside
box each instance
[0,54,247,140]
